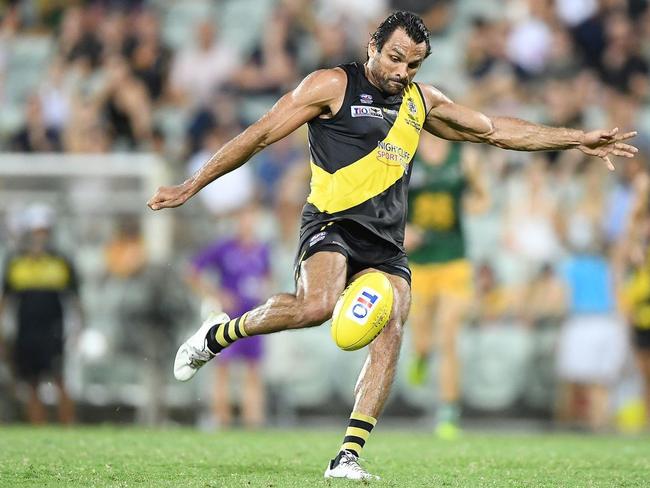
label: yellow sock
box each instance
[340,411,377,457]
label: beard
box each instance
[365,60,408,95]
[374,69,408,95]
[382,78,407,95]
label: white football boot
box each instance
[173,311,230,381]
[324,450,380,481]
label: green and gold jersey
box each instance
[407,142,467,264]
[300,62,427,251]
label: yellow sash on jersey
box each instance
[307,84,426,214]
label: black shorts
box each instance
[633,327,650,350]
[294,220,411,285]
[14,323,64,381]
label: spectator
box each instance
[123,10,171,103]
[619,161,650,429]
[105,217,146,279]
[604,156,646,245]
[522,263,567,329]
[556,212,627,431]
[521,263,567,409]
[104,217,191,425]
[63,101,110,153]
[503,159,562,282]
[0,204,83,424]
[599,10,649,99]
[10,94,62,152]
[186,127,255,216]
[187,204,270,428]
[310,19,359,71]
[621,242,650,430]
[96,10,127,59]
[169,20,239,108]
[472,262,520,324]
[231,7,299,97]
[38,57,72,134]
[253,132,305,206]
[506,0,555,78]
[96,55,153,148]
[59,6,103,69]
[465,17,506,80]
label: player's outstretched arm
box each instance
[418,84,638,171]
[147,69,346,210]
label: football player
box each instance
[148,11,637,480]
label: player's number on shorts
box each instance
[412,192,455,231]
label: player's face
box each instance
[367,28,427,96]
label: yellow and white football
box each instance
[331,272,394,351]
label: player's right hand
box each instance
[147,184,193,210]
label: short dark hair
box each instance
[370,11,431,58]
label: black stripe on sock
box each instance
[205,324,224,354]
[343,435,366,448]
[223,322,234,344]
[234,317,244,338]
[348,419,374,432]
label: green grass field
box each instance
[1,426,649,487]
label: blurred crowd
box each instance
[1,0,650,432]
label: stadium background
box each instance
[0,0,649,433]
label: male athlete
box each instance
[405,134,488,440]
[148,11,637,480]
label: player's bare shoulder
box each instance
[294,68,348,119]
[414,82,453,116]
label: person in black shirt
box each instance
[0,205,83,424]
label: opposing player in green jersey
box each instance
[148,11,637,481]
[406,132,488,439]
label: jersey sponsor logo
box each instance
[360,94,373,104]
[351,106,384,119]
[346,287,382,325]
[377,141,412,171]
[309,231,327,247]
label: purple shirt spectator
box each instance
[192,238,270,362]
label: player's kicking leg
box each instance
[324,270,411,481]
[174,251,346,381]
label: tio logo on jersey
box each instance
[351,106,384,119]
[346,288,382,325]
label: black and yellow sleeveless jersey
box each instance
[300,62,427,250]
[408,142,467,264]
[2,249,78,329]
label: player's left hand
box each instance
[578,127,638,171]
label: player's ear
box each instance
[367,39,378,59]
